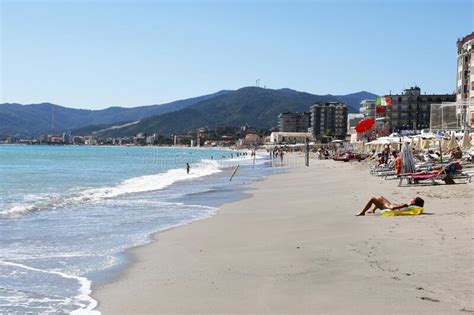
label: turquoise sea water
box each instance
[0,145,271,314]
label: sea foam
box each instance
[0,158,224,218]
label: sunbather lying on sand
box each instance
[356,196,424,216]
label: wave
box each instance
[0,159,222,218]
[0,153,269,219]
[0,260,99,314]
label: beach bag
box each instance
[445,162,462,175]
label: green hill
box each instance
[1,87,377,137]
[0,90,230,136]
[93,87,376,137]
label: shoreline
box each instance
[93,157,473,314]
[88,158,277,291]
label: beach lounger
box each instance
[398,171,472,186]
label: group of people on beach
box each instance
[315,148,331,160]
[372,145,469,168]
[271,147,284,162]
[360,137,474,216]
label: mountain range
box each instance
[0,88,377,137]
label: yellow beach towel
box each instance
[380,206,424,216]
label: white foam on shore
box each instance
[0,260,99,314]
[1,153,269,219]
[0,159,224,218]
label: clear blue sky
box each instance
[1,0,473,109]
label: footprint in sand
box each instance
[419,296,440,302]
[460,307,474,313]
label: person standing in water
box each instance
[186,163,190,174]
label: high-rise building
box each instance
[456,32,474,128]
[310,102,347,140]
[277,112,311,132]
[359,99,376,118]
[383,86,455,132]
[456,32,474,101]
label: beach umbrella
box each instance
[401,142,416,174]
[460,130,471,149]
[448,131,458,150]
[441,138,449,151]
[355,118,375,133]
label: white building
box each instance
[359,99,376,118]
[269,132,312,144]
[456,32,474,128]
[347,113,364,132]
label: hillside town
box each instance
[2,32,473,149]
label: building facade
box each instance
[456,32,474,128]
[277,112,311,132]
[359,99,376,118]
[269,132,312,144]
[347,113,364,133]
[310,102,348,140]
[384,87,456,132]
[238,133,262,147]
[457,32,474,101]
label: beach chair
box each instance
[398,172,440,186]
[370,160,395,176]
[398,169,472,187]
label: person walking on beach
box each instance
[280,150,284,162]
[186,163,190,175]
[356,196,424,216]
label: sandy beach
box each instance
[94,157,474,314]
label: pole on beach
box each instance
[229,164,240,181]
[304,138,310,167]
[439,140,443,163]
[253,148,256,170]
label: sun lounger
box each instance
[370,161,395,176]
[398,171,472,186]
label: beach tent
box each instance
[401,142,416,174]
[460,130,471,149]
[448,132,458,150]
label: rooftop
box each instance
[270,132,312,137]
[457,32,474,46]
[311,102,346,107]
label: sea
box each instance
[0,145,277,314]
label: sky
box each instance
[1,0,473,109]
